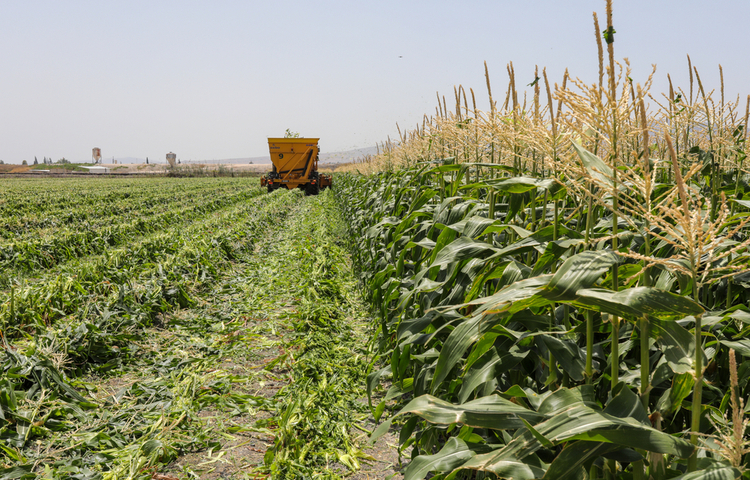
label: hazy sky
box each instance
[1,1,748,164]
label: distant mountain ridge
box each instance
[100,146,379,165]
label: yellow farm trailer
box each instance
[261,138,332,195]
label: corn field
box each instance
[336,2,750,479]
[2,1,750,478]
[0,178,378,479]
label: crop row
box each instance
[336,158,750,479]
[0,178,255,238]
[0,188,304,478]
[336,0,750,475]
[0,177,183,216]
[0,184,263,281]
[1,187,296,342]
[253,190,373,478]
[0,184,250,244]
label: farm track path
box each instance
[146,190,405,479]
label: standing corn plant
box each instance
[336,0,750,477]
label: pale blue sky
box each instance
[1,1,748,164]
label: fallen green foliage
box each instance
[257,189,374,479]
[0,180,301,478]
[0,180,379,479]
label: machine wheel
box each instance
[267,185,274,193]
[305,183,319,196]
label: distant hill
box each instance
[88,145,378,166]
[320,146,379,164]
[3,146,380,166]
[180,146,379,166]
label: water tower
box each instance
[92,147,102,164]
[166,152,177,168]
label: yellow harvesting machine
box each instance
[261,138,332,195]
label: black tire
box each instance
[267,185,274,193]
[306,183,319,196]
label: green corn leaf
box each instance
[507,192,525,222]
[431,314,508,393]
[384,378,414,402]
[566,427,693,457]
[542,441,619,480]
[455,386,694,473]
[571,287,704,321]
[463,329,506,372]
[485,176,560,194]
[140,438,163,455]
[656,372,695,415]
[532,239,585,276]
[720,339,750,357]
[460,455,547,479]
[470,259,527,302]
[652,319,703,374]
[500,385,528,398]
[429,226,458,265]
[538,336,586,382]
[537,385,597,415]
[0,465,34,480]
[544,250,620,301]
[458,345,527,403]
[403,437,492,480]
[463,176,567,200]
[459,450,547,478]
[397,311,456,341]
[373,400,386,422]
[446,216,498,238]
[603,385,649,424]
[416,236,500,288]
[481,222,534,239]
[398,344,412,379]
[370,393,545,442]
[670,462,741,479]
[407,188,438,215]
[366,365,391,408]
[572,140,615,188]
[521,417,554,448]
[471,275,552,315]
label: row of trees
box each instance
[0,157,69,165]
[36,157,69,165]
